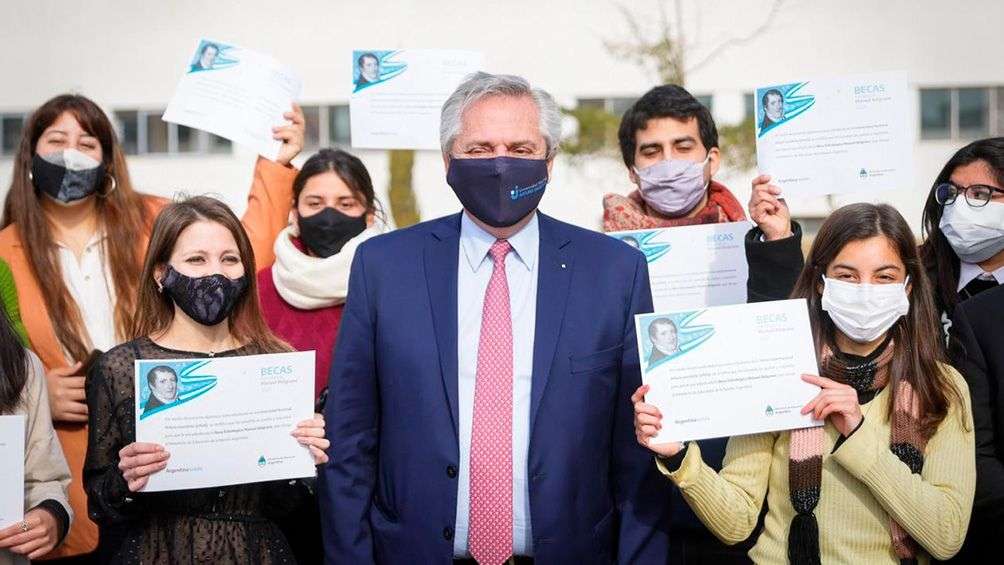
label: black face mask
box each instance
[297,207,367,258]
[31,149,106,204]
[160,266,248,327]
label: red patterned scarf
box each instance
[602,180,746,232]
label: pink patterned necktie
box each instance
[468,239,514,565]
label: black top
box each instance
[948,284,1004,559]
[744,222,805,303]
[83,336,307,564]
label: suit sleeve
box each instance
[614,253,672,563]
[317,244,379,564]
[241,156,297,270]
[950,303,1004,532]
[745,222,804,303]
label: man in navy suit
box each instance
[319,71,671,564]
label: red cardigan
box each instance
[257,246,344,400]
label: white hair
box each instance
[440,71,562,158]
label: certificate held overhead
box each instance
[162,38,303,161]
[754,71,911,197]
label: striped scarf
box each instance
[788,340,928,564]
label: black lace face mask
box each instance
[160,265,249,327]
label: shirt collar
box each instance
[460,212,538,273]
[957,260,1004,292]
[54,231,106,252]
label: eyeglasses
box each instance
[935,182,1004,208]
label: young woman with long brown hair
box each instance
[83,196,328,564]
[634,203,974,564]
[0,94,302,559]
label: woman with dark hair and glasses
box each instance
[921,137,1004,333]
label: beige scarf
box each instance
[271,222,383,310]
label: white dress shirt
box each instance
[454,212,539,558]
[57,232,117,354]
[957,260,1004,292]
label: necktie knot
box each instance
[489,239,512,265]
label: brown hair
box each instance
[2,94,153,362]
[790,203,964,434]
[132,196,289,354]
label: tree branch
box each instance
[685,0,785,76]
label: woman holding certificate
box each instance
[0,309,72,564]
[0,94,303,560]
[83,196,329,564]
[633,203,975,564]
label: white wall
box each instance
[1,0,1001,230]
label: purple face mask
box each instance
[447,156,548,228]
[634,155,710,217]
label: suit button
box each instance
[447,465,457,478]
[443,526,454,541]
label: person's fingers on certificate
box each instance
[307,444,329,465]
[0,508,57,556]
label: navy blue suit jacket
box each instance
[318,212,671,564]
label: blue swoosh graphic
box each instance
[757,81,816,138]
[140,360,219,420]
[646,310,715,372]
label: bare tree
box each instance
[604,0,785,87]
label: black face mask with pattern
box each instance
[160,265,248,327]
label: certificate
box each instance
[350,49,485,149]
[755,71,911,196]
[609,221,750,311]
[134,352,315,492]
[636,299,821,443]
[163,38,303,161]
[0,415,25,529]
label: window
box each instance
[575,97,637,117]
[920,89,951,140]
[1,114,25,156]
[694,94,714,114]
[297,104,352,149]
[920,87,999,141]
[302,105,322,149]
[328,104,351,145]
[744,93,755,121]
[958,88,989,139]
[113,110,234,155]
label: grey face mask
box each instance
[30,149,106,204]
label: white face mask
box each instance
[939,199,1004,263]
[820,276,910,344]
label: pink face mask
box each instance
[634,155,710,217]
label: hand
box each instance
[45,362,87,423]
[118,442,169,492]
[800,374,863,437]
[292,413,329,465]
[273,103,306,166]
[631,385,685,458]
[0,506,61,559]
[749,174,793,241]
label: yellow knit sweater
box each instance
[659,364,974,564]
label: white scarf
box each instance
[271,221,384,310]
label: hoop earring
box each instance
[101,174,118,197]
